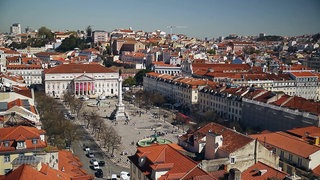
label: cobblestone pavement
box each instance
[79,98,184,169]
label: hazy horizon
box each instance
[1,0,319,39]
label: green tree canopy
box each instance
[38,26,54,41]
[134,69,151,85]
[123,76,136,87]
[56,35,87,52]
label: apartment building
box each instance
[178,122,279,172]
[92,30,108,45]
[128,144,215,180]
[0,126,58,175]
[152,61,182,76]
[144,72,214,108]
[44,63,119,98]
[251,127,320,179]
[289,72,318,100]
[6,64,43,85]
[242,92,320,131]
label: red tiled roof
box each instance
[250,132,320,158]
[313,164,320,177]
[12,86,32,98]
[192,63,251,73]
[281,96,320,115]
[44,64,116,74]
[0,164,70,180]
[129,144,214,180]
[241,161,288,180]
[290,72,317,77]
[58,150,93,180]
[179,122,253,154]
[7,64,42,69]
[286,126,320,145]
[0,126,46,152]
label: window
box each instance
[298,158,302,166]
[289,154,292,161]
[4,155,10,162]
[3,141,9,147]
[280,150,284,158]
[4,169,11,174]
[17,141,25,149]
[230,157,236,164]
[32,139,38,144]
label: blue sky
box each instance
[0,0,319,39]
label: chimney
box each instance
[228,168,241,180]
[204,131,223,160]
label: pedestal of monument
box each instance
[114,103,127,121]
[109,75,128,121]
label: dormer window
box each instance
[32,139,38,144]
[4,141,9,147]
[16,141,25,149]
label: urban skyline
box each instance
[1,0,320,39]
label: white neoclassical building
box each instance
[44,63,119,98]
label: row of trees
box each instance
[62,92,121,155]
[80,110,121,156]
[35,92,78,149]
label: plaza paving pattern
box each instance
[79,98,184,168]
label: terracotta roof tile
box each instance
[179,122,253,154]
[241,161,288,180]
[45,63,116,74]
[0,126,46,152]
[58,150,93,179]
[290,72,317,77]
[129,144,213,179]
[250,132,320,158]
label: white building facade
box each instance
[44,64,119,98]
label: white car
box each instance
[111,174,117,180]
[120,171,130,180]
[93,161,100,170]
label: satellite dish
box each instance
[138,156,146,167]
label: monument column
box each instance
[111,76,128,121]
[117,77,123,106]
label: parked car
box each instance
[93,161,100,170]
[98,161,105,166]
[87,152,94,158]
[120,171,130,180]
[83,146,90,152]
[95,169,103,178]
[111,174,117,180]
[90,159,97,164]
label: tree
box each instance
[56,35,87,52]
[35,92,79,149]
[123,76,136,87]
[86,26,93,43]
[207,49,216,55]
[38,26,54,41]
[134,69,151,85]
